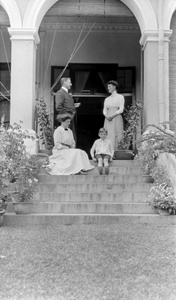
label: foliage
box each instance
[137,123,176,214]
[118,102,142,150]
[137,124,176,154]
[0,122,42,203]
[148,183,176,214]
[35,98,54,150]
[136,124,176,178]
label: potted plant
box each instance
[0,181,8,226]
[136,123,176,215]
[114,102,142,160]
[0,181,11,210]
[0,202,6,226]
[35,98,54,154]
[148,183,176,215]
[0,122,43,214]
[136,124,176,175]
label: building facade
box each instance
[0,0,176,151]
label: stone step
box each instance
[9,202,154,214]
[91,160,140,166]
[37,182,152,193]
[40,167,144,175]
[40,167,143,176]
[75,167,144,175]
[38,174,152,184]
[35,191,149,202]
[3,213,176,225]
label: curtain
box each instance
[75,71,90,93]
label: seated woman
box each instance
[47,114,94,175]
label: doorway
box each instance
[51,64,135,156]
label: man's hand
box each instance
[75,103,81,108]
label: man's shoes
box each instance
[98,166,103,175]
[105,166,109,175]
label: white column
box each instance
[8,28,40,129]
[163,31,172,126]
[140,31,159,126]
[140,30,171,127]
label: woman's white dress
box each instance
[47,126,94,175]
[103,91,125,151]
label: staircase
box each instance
[3,160,176,225]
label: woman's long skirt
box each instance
[104,107,124,151]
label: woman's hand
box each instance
[106,113,117,121]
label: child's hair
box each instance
[98,128,108,135]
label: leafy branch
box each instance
[35,98,54,150]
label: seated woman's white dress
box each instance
[47,126,94,175]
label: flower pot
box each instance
[12,203,33,214]
[39,149,52,156]
[10,193,33,214]
[157,208,171,216]
[0,202,7,210]
[0,209,6,226]
[114,150,134,160]
[11,192,20,203]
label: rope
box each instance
[70,23,85,59]
[42,27,57,90]
[0,30,11,76]
[0,81,10,95]
[0,91,10,101]
[39,22,95,99]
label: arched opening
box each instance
[0,5,10,127]
[36,0,142,155]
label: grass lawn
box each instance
[0,223,176,300]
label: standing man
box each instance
[55,77,80,141]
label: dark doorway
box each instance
[51,64,135,156]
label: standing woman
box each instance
[103,80,125,151]
[47,114,94,175]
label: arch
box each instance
[23,0,157,33]
[121,0,157,33]
[163,0,176,29]
[23,0,57,29]
[0,0,22,27]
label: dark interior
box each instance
[52,63,135,156]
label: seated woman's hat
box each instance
[56,113,72,123]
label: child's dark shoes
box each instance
[98,166,103,175]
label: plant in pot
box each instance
[0,122,43,214]
[136,123,176,215]
[0,179,11,225]
[0,200,6,226]
[136,123,176,175]
[35,98,54,154]
[114,102,142,160]
[148,182,176,215]
[0,180,9,225]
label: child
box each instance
[90,128,114,175]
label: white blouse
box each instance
[103,91,125,117]
[53,126,75,150]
